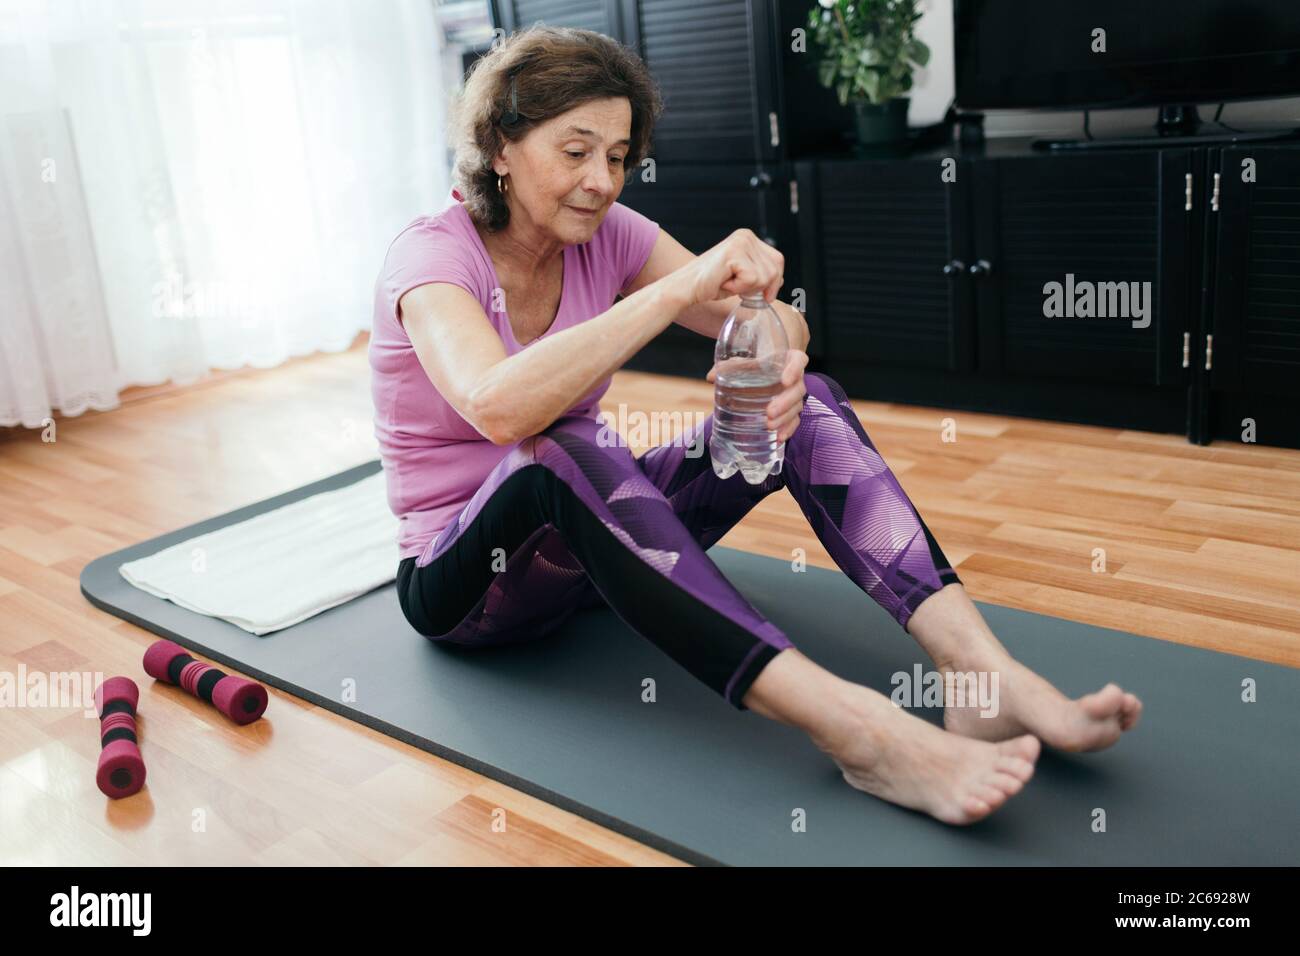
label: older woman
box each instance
[370,26,1141,826]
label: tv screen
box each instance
[954,0,1300,111]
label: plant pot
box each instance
[852,98,909,145]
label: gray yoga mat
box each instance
[81,460,1299,866]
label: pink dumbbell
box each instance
[94,676,146,799]
[143,639,267,725]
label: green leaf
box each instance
[910,38,930,67]
[861,69,880,103]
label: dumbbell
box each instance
[143,639,267,725]
[95,677,145,799]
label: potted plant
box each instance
[807,0,930,146]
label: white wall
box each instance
[910,0,955,125]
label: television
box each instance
[954,0,1300,114]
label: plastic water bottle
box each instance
[709,292,789,484]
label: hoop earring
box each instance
[497,175,508,194]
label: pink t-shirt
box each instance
[369,187,661,564]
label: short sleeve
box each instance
[381,218,483,323]
[599,201,661,296]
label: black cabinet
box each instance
[801,145,1192,437]
[971,150,1193,387]
[796,157,975,372]
[619,164,768,252]
[1203,145,1300,446]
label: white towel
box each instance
[119,469,401,635]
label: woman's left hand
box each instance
[707,349,809,442]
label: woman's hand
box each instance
[707,349,809,442]
[669,228,784,309]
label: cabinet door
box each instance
[619,0,761,164]
[619,162,767,247]
[493,0,618,35]
[1210,146,1300,399]
[618,163,769,373]
[972,151,1191,385]
[807,157,975,372]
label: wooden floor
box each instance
[2,339,1297,865]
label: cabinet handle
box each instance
[942,259,966,276]
[968,259,993,277]
[1182,331,1190,368]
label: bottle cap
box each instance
[740,292,767,307]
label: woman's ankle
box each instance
[743,649,888,756]
[744,649,835,734]
[906,583,1009,668]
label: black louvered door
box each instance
[972,151,1192,385]
[1210,146,1300,399]
[618,0,764,164]
[494,0,769,165]
[493,0,618,35]
[804,157,975,371]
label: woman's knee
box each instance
[526,413,669,507]
[534,412,616,445]
[793,371,881,450]
[534,414,639,468]
[802,370,850,408]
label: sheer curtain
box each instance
[0,0,450,428]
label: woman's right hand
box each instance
[668,228,785,309]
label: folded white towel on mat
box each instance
[119,470,400,635]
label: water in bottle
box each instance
[709,292,789,484]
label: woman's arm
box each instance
[623,228,810,353]
[399,275,685,446]
[399,227,785,445]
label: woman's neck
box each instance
[475,213,564,280]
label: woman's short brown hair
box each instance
[450,25,663,232]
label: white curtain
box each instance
[0,0,450,428]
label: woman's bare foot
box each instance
[904,584,1143,752]
[815,683,1041,826]
[937,645,1143,752]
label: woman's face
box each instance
[499,96,633,244]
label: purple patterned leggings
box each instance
[396,372,961,710]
